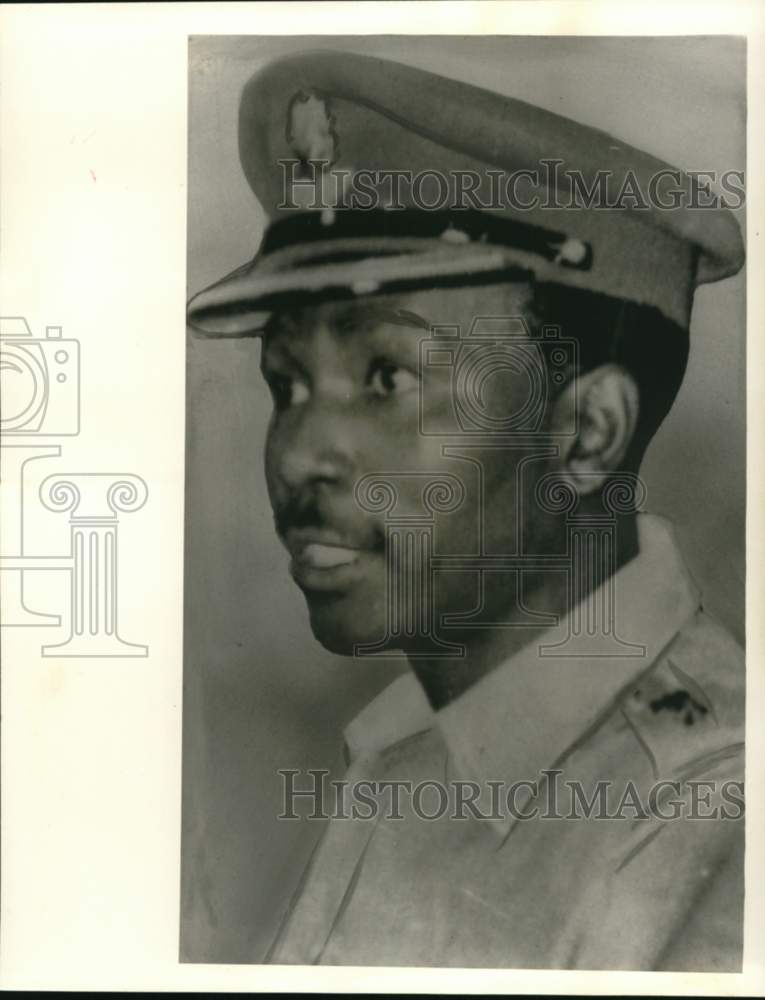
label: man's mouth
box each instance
[284,529,384,592]
[297,542,361,569]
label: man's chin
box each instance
[304,593,387,657]
[310,627,360,656]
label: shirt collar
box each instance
[343,514,701,791]
[343,670,432,761]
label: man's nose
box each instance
[275,399,357,492]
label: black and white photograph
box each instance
[183,35,746,971]
[5,2,765,993]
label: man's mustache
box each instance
[274,492,324,538]
[274,489,385,550]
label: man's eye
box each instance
[267,374,310,410]
[367,359,419,399]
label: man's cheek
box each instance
[263,414,299,497]
[355,406,429,475]
[263,429,281,505]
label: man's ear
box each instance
[549,365,640,495]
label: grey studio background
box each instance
[182,36,746,964]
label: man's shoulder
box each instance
[549,611,745,971]
[671,608,745,695]
[617,608,745,776]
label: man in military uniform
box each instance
[187,51,745,970]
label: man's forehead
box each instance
[264,282,533,341]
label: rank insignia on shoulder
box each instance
[649,688,709,727]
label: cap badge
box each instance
[286,91,338,167]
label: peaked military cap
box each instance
[187,50,744,336]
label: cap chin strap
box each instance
[260,207,593,271]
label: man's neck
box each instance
[408,510,640,710]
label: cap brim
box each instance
[186,236,569,337]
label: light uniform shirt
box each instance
[266,515,745,970]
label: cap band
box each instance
[260,207,593,271]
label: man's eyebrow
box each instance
[339,306,432,332]
[386,309,432,331]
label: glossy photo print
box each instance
[182,35,746,970]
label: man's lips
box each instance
[295,542,363,569]
[283,529,384,590]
